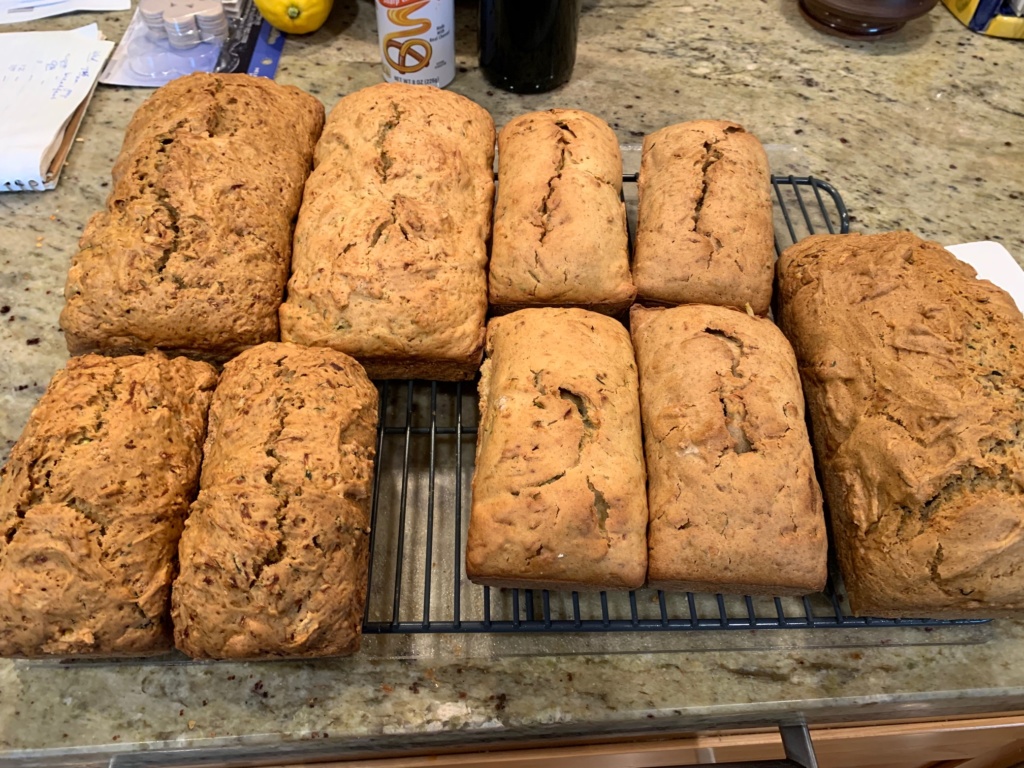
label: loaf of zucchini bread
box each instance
[172,342,378,658]
[489,108,634,314]
[634,120,774,314]
[777,231,1024,617]
[280,83,495,380]
[0,353,217,657]
[60,73,324,362]
[631,304,827,596]
[467,308,648,590]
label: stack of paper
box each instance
[0,24,113,192]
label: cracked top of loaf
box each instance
[634,120,774,315]
[281,83,495,380]
[489,108,634,314]
[171,342,378,659]
[631,304,826,596]
[467,308,648,591]
[0,352,217,657]
[60,73,325,362]
[777,231,1024,617]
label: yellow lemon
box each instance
[254,0,331,34]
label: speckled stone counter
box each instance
[2,0,1024,763]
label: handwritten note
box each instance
[0,24,113,190]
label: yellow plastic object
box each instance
[254,0,331,34]
[941,0,1024,39]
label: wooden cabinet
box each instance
[272,714,1024,768]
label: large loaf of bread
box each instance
[630,305,827,596]
[171,343,378,659]
[280,83,495,380]
[0,353,217,657]
[489,109,634,314]
[777,231,1024,617]
[467,308,648,590]
[60,73,324,362]
[634,120,774,315]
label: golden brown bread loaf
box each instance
[171,342,378,659]
[489,109,634,314]
[280,83,495,380]
[777,231,1024,617]
[467,308,648,590]
[634,120,774,314]
[0,353,217,657]
[630,305,827,596]
[60,73,324,362]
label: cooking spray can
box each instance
[375,0,455,88]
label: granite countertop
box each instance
[2,0,1024,763]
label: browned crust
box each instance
[357,353,482,382]
[646,579,816,598]
[171,342,378,659]
[0,352,217,658]
[59,342,250,367]
[489,299,633,318]
[467,308,648,592]
[777,231,1024,618]
[489,109,635,312]
[634,120,774,314]
[631,304,827,598]
[467,576,636,592]
[280,83,494,379]
[60,73,324,363]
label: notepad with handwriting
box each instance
[0,24,113,192]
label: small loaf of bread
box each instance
[777,232,1024,617]
[630,305,827,596]
[467,308,648,590]
[60,73,324,362]
[489,109,634,314]
[171,343,378,659]
[280,83,495,380]
[0,353,217,657]
[634,120,774,314]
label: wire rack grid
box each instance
[360,176,985,637]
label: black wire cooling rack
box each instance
[360,176,986,636]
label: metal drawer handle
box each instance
[686,724,819,768]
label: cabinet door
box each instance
[804,716,1024,768]
[269,714,1024,768]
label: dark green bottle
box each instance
[479,0,581,93]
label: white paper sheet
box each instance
[946,241,1024,312]
[0,24,113,189]
[0,0,128,25]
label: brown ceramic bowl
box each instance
[800,0,939,35]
